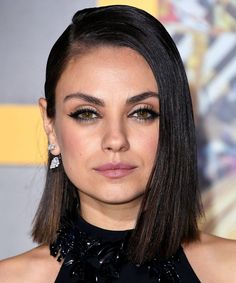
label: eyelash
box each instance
[68,106,160,123]
[128,105,160,122]
[68,107,101,122]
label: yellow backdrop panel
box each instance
[0,1,157,166]
[98,0,157,16]
[0,105,47,165]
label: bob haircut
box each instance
[32,5,202,263]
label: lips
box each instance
[93,163,137,178]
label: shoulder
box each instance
[0,245,61,283]
[183,232,236,283]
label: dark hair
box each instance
[32,5,202,263]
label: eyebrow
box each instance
[63,91,159,106]
[127,91,158,104]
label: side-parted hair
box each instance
[32,5,203,263]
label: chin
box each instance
[93,190,144,206]
[76,181,145,205]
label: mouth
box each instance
[93,163,137,179]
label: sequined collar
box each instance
[50,215,180,283]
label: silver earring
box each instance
[50,156,60,169]
[48,144,56,151]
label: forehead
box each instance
[55,46,158,101]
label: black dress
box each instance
[51,216,201,283]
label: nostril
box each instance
[101,128,130,152]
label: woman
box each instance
[1,5,236,283]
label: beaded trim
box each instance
[50,219,180,282]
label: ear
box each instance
[38,98,61,155]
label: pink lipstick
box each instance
[93,163,137,178]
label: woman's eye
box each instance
[68,108,100,122]
[129,107,160,121]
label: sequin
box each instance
[50,218,180,283]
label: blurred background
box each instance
[0,0,235,259]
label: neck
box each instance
[79,194,142,231]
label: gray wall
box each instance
[1,0,235,260]
[0,0,96,259]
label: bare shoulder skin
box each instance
[1,234,236,283]
[0,245,60,283]
[183,232,236,283]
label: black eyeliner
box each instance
[129,105,160,120]
[68,107,101,121]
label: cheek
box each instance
[145,138,158,168]
[134,126,159,164]
[55,122,91,164]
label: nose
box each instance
[101,120,130,153]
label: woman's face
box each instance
[46,46,159,208]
